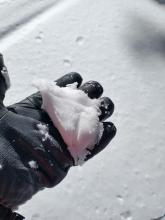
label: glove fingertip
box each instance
[85,122,116,161]
[56,72,83,88]
[103,122,117,140]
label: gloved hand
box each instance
[0,54,116,211]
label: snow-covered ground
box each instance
[1,0,165,219]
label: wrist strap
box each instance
[0,204,25,220]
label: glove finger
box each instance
[99,97,114,121]
[85,122,116,161]
[56,72,83,88]
[79,81,103,99]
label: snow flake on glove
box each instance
[37,123,52,142]
[28,160,38,169]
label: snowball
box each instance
[34,80,103,165]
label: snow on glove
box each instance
[0,54,116,210]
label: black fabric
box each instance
[0,110,73,208]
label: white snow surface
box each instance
[34,80,103,165]
[1,0,165,220]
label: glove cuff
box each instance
[0,204,25,220]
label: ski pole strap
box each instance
[0,204,25,220]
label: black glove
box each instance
[0,54,116,215]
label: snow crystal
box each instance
[34,79,103,165]
[37,123,52,142]
[28,161,38,169]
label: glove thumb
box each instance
[0,53,10,105]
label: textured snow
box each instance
[1,0,165,219]
[34,80,103,165]
[37,123,52,142]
